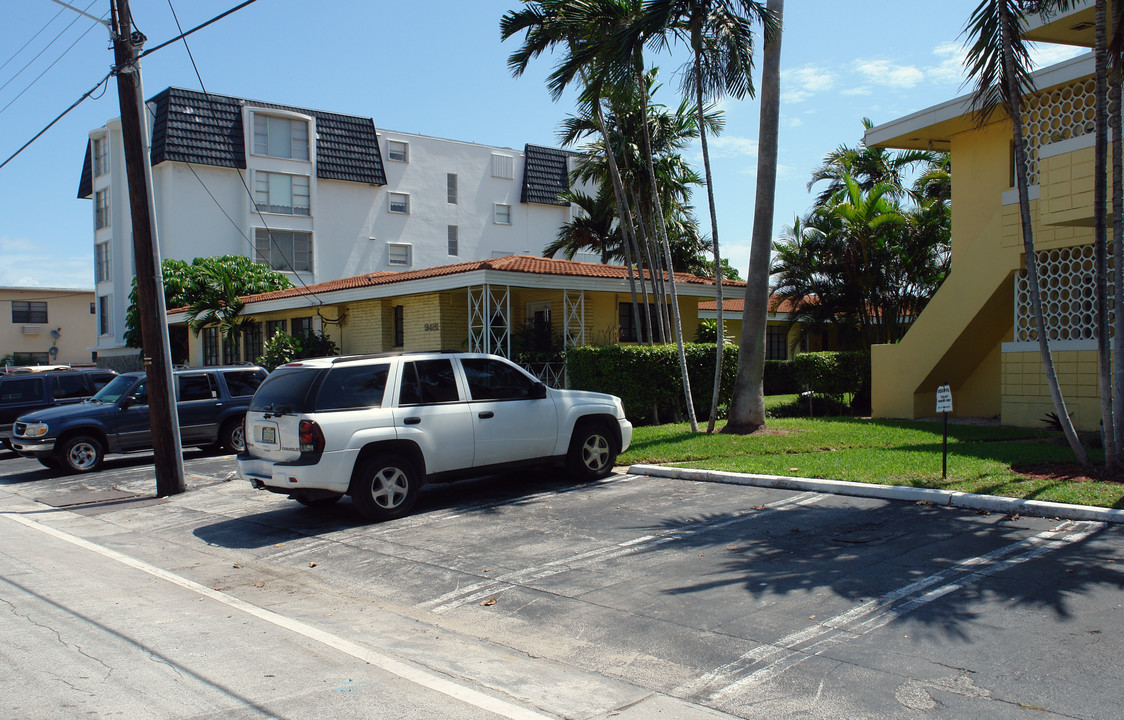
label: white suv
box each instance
[238,352,632,521]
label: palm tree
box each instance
[546,188,624,262]
[964,0,1088,464]
[185,263,249,364]
[632,0,775,432]
[724,0,782,434]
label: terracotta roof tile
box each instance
[698,296,800,314]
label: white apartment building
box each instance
[78,87,583,367]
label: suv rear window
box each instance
[52,374,91,400]
[223,369,267,397]
[250,367,323,413]
[1,377,43,403]
[316,364,390,410]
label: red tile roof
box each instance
[224,255,741,308]
[698,295,799,314]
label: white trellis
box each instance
[468,285,511,357]
[1014,243,1113,342]
[564,289,585,349]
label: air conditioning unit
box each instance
[21,326,43,335]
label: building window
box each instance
[447,173,458,204]
[766,324,788,360]
[254,172,310,216]
[494,203,512,225]
[387,140,409,162]
[618,303,664,343]
[13,352,49,365]
[253,113,309,160]
[388,192,410,214]
[393,305,404,347]
[387,243,412,266]
[90,302,96,315]
[291,316,313,337]
[492,153,514,179]
[92,136,108,177]
[243,321,263,363]
[254,229,312,273]
[95,241,111,283]
[98,295,111,335]
[201,327,220,366]
[266,318,287,339]
[448,225,458,256]
[11,301,47,324]
[95,189,110,229]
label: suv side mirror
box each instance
[532,382,548,399]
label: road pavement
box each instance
[1,448,1122,719]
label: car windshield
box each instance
[90,375,138,403]
[249,367,321,414]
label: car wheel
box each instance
[59,435,104,473]
[38,456,62,470]
[218,418,245,454]
[295,493,343,508]
[350,454,420,522]
[566,421,618,481]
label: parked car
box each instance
[238,352,632,522]
[11,365,267,472]
[1,368,118,451]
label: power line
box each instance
[0,4,67,76]
[141,0,260,59]
[164,0,327,310]
[0,0,98,96]
[0,72,112,172]
[0,6,109,118]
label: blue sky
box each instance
[0,0,1086,289]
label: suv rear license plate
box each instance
[260,426,276,444]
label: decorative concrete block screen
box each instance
[1014,243,1114,342]
[1021,77,1096,185]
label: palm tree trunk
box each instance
[1094,0,1116,468]
[1113,69,1124,453]
[1001,1,1089,465]
[590,98,646,346]
[635,66,697,431]
[694,51,725,433]
[725,0,783,434]
[631,190,668,342]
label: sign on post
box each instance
[935,385,953,413]
[936,384,952,479]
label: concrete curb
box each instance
[628,464,1124,524]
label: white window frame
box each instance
[387,243,412,267]
[388,192,410,215]
[251,111,310,161]
[98,295,111,336]
[387,140,409,163]
[492,153,515,179]
[95,189,110,229]
[448,225,459,256]
[253,171,311,216]
[494,203,512,225]
[95,241,111,284]
[254,228,313,273]
[92,136,108,177]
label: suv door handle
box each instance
[404,416,421,425]
[478,411,494,419]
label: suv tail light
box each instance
[298,419,325,454]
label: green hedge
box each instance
[763,360,799,395]
[791,351,870,399]
[566,344,738,424]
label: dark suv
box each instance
[11,366,267,472]
[0,368,117,450]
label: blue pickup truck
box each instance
[11,365,267,473]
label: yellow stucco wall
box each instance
[1002,349,1099,429]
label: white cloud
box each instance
[786,117,804,127]
[853,59,925,89]
[0,236,92,289]
[708,135,759,159]
[927,41,967,85]
[783,65,838,93]
[841,86,873,96]
[782,88,812,104]
[1028,42,1088,70]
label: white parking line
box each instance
[424,492,826,614]
[679,520,1103,703]
[0,511,554,720]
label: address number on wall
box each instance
[424,323,439,332]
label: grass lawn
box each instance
[618,396,1124,509]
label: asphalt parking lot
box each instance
[2,448,1122,719]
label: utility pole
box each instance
[110,0,185,496]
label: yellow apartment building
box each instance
[166,255,735,383]
[0,287,96,367]
[867,2,1106,429]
